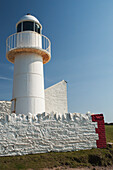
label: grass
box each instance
[105,125,113,143]
[0,146,113,169]
[0,125,112,170]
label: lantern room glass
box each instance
[17,21,41,34]
[17,23,21,33]
[23,21,34,31]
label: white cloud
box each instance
[9,65,14,71]
[0,76,12,81]
[0,63,14,71]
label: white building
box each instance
[45,80,68,114]
[6,14,51,115]
[0,80,68,117]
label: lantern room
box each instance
[16,13,42,34]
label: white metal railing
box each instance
[6,31,51,55]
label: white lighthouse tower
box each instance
[6,14,51,115]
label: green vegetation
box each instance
[105,125,113,143]
[0,145,113,170]
[0,125,112,170]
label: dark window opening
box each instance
[35,23,41,34]
[17,23,21,33]
[17,21,41,33]
[23,21,34,31]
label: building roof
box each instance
[16,14,42,28]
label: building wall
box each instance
[45,80,68,114]
[0,81,107,156]
[0,101,11,117]
[0,80,68,115]
[0,112,99,156]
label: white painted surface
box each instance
[6,15,51,115]
[0,112,98,156]
[0,80,68,115]
[13,53,45,115]
[16,32,42,48]
[0,101,11,117]
[45,80,68,114]
[16,14,42,28]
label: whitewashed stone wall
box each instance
[0,101,11,117]
[0,81,99,156]
[0,112,98,156]
[45,80,68,114]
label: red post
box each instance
[91,114,106,148]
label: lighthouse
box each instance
[6,14,51,115]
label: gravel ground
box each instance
[43,165,113,170]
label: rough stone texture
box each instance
[92,114,106,148]
[0,112,98,156]
[45,80,68,114]
[0,101,11,117]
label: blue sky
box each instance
[0,0,113,122]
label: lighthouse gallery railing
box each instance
[6,31,51,55]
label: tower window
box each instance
[23,21,34,31]
[17,21,41,33]
[17,23,21,33]
[35,23,41,34]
